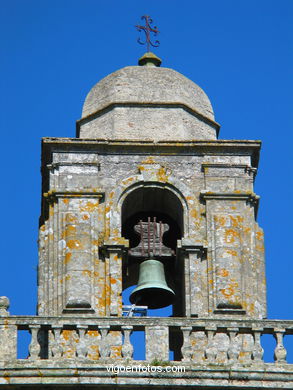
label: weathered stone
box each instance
[0,56,291,389]
[0,297,9,316]
[77,65,219,141]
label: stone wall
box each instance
[38,138,265,319]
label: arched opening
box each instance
[121,185,185,317]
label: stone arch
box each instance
[121,184,184,250]
[104,170,195,317]
[106,173,191,241]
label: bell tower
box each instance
[38,51,266,321]
[1,50,292,389]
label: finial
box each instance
[135,15,160,53]
[138,52,162,67]
[0,296,10,316]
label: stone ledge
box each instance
[1,316,293,329]
[43,190,105,203]
[41,138,261,168]
[42,137,261,147]
[0,362,293,388]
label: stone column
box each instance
[178,240,207,317]
[63,211,93,311]
[0,297,17,361]
[103,241,128,316]
[40,191,104,314]
[201,191,263,317]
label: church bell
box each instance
[129,259,175,309]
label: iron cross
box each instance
[135,15,160,52]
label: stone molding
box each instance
[1,363,292,388]
[76,101,221,138]
[200,190,259,201]
[47,161,101,171]
[43,190,105,203]
[42,138,261,168]
[200,190,260,215]
[202,163,258,176]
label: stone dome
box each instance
[77,58,219,141]
[82,66,215,121]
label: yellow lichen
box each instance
[156,167,169,182]
[88,345,100,360]
[4,374,10,383]
[230,215,243,227]
[225,249,238,257]
[224,229,239,244]
[256,231,264,240]
[61,225,76,239]
[217,269,229,277]
[64,253,72,264]
[220,281,239,298]
[255,243,264,252]
[141,156,155,164]
[62,330,71,341]
[190,209,198,219]
[87,330,99,337]
[66,214,77,223]
[215,215,227,227]
[80,201,99,213]
[66,239,83,250]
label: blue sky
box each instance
[0,0,292,360]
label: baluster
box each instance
[76,326,88,358]
[98,325,110,359]
[237,332,253,364]
[146,326,169,361]
[227,328,239,362]
[191,331,207,363]
[28,325,41,360]
[122,326,134,359]
[181,326,193,362]
[252,328,264,362]
[205,326,217,362]
[50,326,63,359]
[215,332,229,364]
[274,328,287,364]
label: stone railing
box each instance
[0,315,292,364]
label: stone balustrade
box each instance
[0,316,292,364]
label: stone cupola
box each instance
[77,53,220,141]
